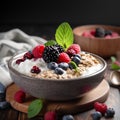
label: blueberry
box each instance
[54,67,64,75]
[0,101,10,109]
[71,56,81,65]
[62,114,74,120]
[105,30,112,36]
[95,27,105,37]
[105,108,115,118]
[47,62,58,70]
[73,54,81,59]
[91,111,102,120]
[58,62,69,70]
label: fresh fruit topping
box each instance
[94,102,107,114]
[62,114,74,120]
[82,31,94,38]
[23,51,33,59]
[31,66,41,74]
[16,58,25,64]
[44,111,57,120]
[58,62,69,70]
[105,108,115,118]
[95,28,105,38]
[0,101,10,109]
[47,62,58,70]
[67,44,81,55]
[91,111,102,120]
[73,54,81,59]
[55,67,64,75]
[55,22,73,49]
[32,45,45,58]
[43,45,62,63]
[14,90,26,103]
[69,61,78,70]
[71,56,81,65]
[111,32,119,38]
[111,56,120,70]
[105,30,112,36]
[58,52,71,63]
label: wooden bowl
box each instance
[73,25,120,57]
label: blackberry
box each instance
[95,27,105,37]
[43,45,64,63]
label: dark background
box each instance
[0,0,120,39]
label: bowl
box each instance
[8,52,107,101]
[73,25,120,57]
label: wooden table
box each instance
[0,58,119,120]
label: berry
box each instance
[14,90,26,103]
[105,108,115,118]
[0,101,10,109]
[55,67,64,75]
[43,45,60,63]
[31,66,41,74]
[71,56,81,65]
[32,44,45,58]
[44,111,57,120]
[111,32,119,38]
[73,54,81,59]
[67,44,81,55]
[94,102,107,114]
[58,52,71,63]
[62,114,74,120]
[47,62,58,70]
[105,30,112,36]
[16,58,25,64]
[91,111,102,120]
[95,28,105,37]
[82,31,94,38]
[66,49,76,57]
[58,62,69,70]
[23,51,33,59]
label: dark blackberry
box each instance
[43,45,60,63]
[54,44,64,53]
[105,30,112,36]
[95,27,105,37]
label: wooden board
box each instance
[6,80,110,115]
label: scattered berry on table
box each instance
[54,67,64,75]
[94,102,107,115]
[71,56,81,65]
[32,44,45,58]
[47,62,58,70]
[57,52,71,63]
[14,90,26,103]
[105,108,115,118]
[62,114,74,120]
[91,111,102,120]
[67,44,81,55]
[58,62,69,70]
[31,66,41,74]
[44,111,57,120]
[23,51,33,59]
[0,101,10,109]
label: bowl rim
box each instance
[8,51,107,82]
[73,24,120,40]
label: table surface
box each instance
[0,26,120,120]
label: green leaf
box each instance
[69,61,78,71]
[55,22,73,49]
[111,63,120,70]
[44,40,57,46]
[111,56,116,62]
[28,99,43,118]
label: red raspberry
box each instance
[82,31,94,38]
[16,58,25,64]
[67,44,81,55]
[23,51,33,59]
[32,45,45,58]
[94,102,107,114]
[31,66,41,74]
[14,90,26,103]
[44,111,57,120]
[57,52,71,63]
[111,32,119,38]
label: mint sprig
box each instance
[28,99,43,118]
[111,56,120,70]
[44,40,57,46]
[55,22,73,50]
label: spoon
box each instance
[110,71,120,87]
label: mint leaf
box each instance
[111,56,116,62]
[44,40,57,46]
[55,22,73,49]
[28,99,43,118]
[69,61,78,71]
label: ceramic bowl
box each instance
[73,25,120,57]
[8,52,107,101]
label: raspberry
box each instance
[23,51,33,59]
[16,58,25,64]
[111,32,119,38]
[94,102,107,115]
[82,31,94,38]
[14,90,26,103]
[67,44,81,55]
[31,66,41,74]
[32,44,45,58]
[58,52,71,63]
[44,111,57,120]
